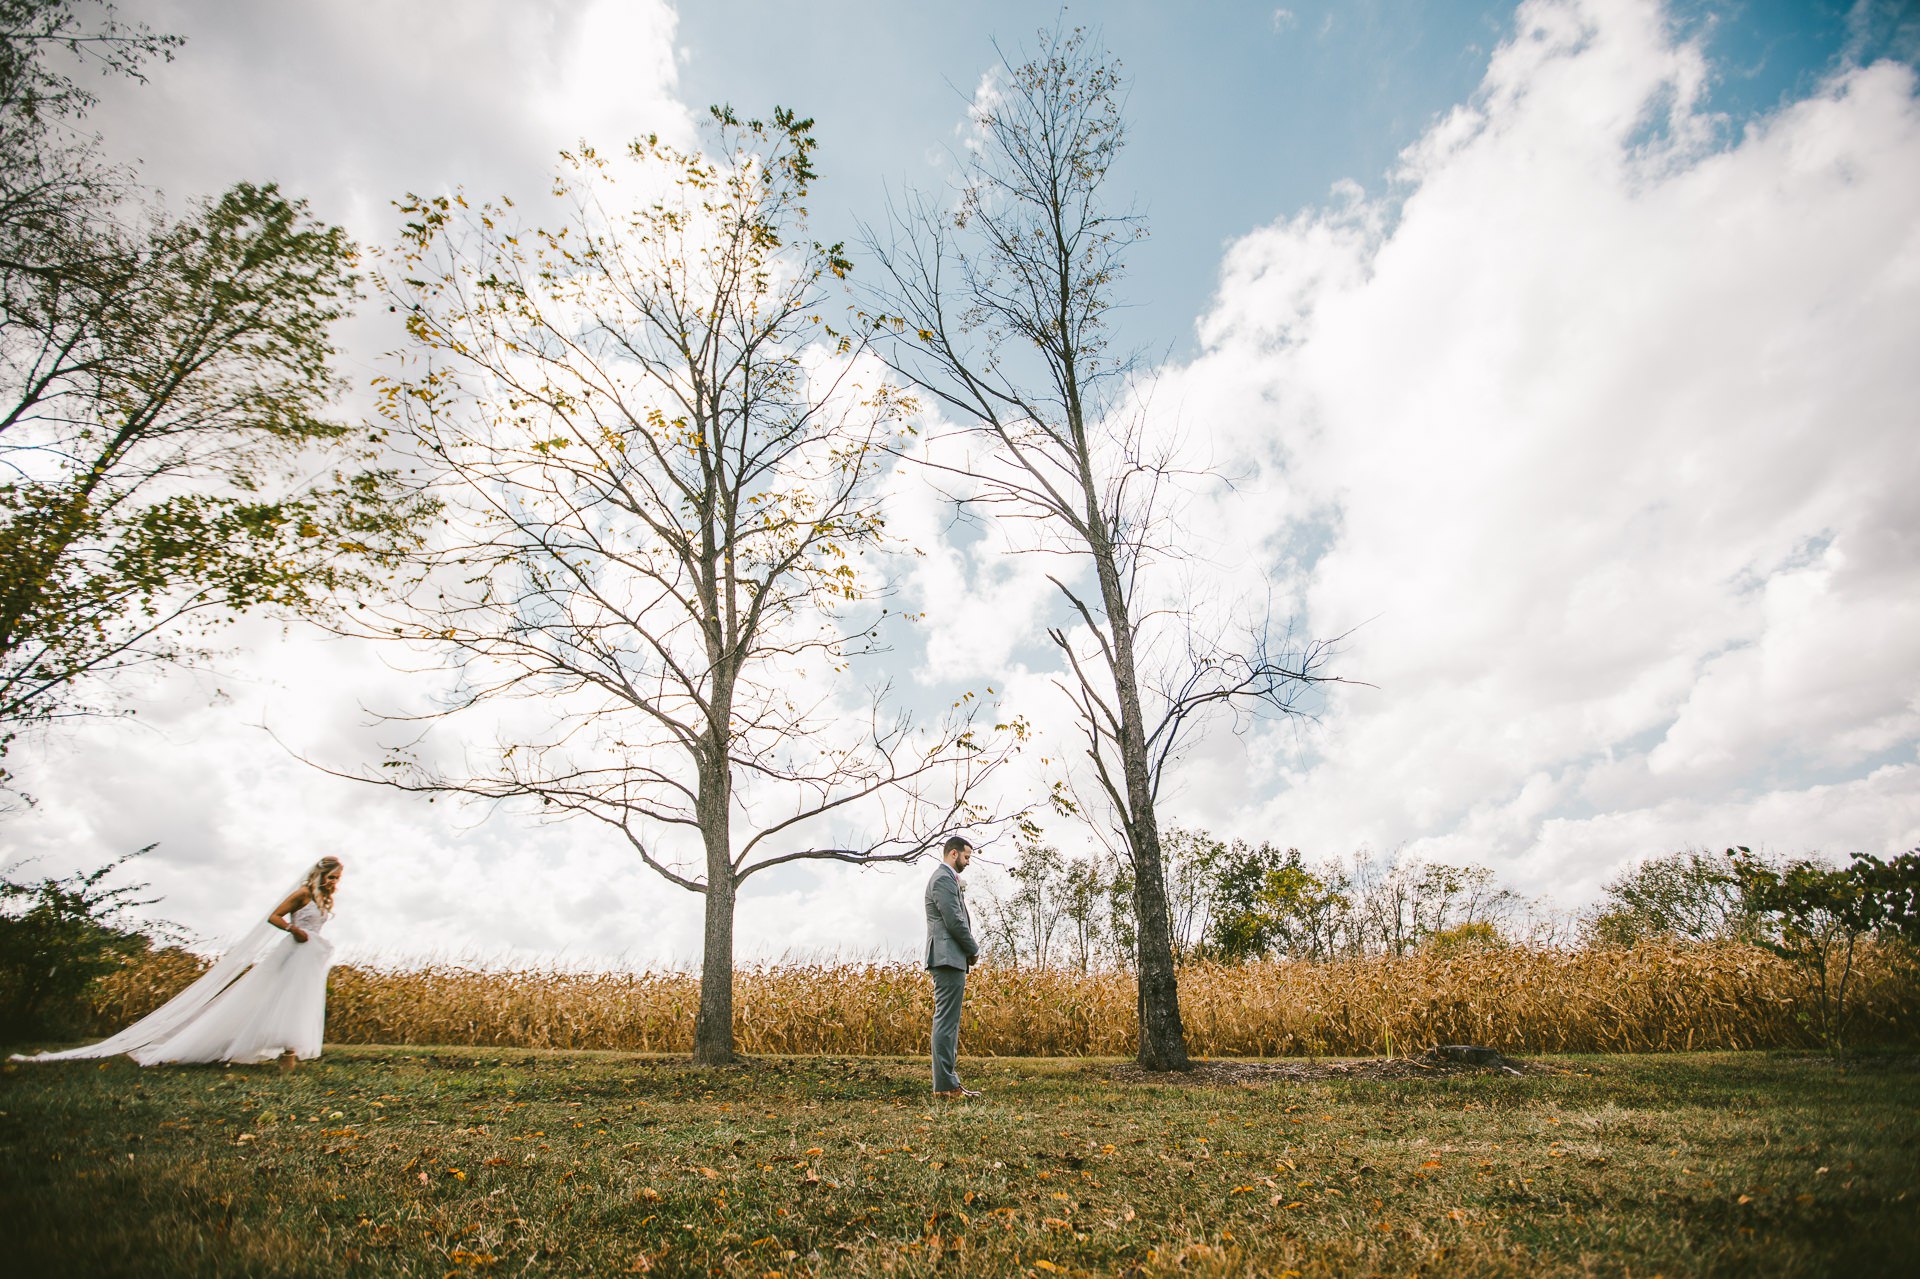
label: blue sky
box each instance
[6,0,1917,964]
[674,0,1910,359]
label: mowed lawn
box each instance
[2,1047,1915,1277]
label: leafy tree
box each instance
[1585,848,1759,945]
[0,1,175,123]
[1733,846,1920,1052]
[1844,848,1920,947]
[865,28,1338,1067]
[370,108,1021,1065]
[0,3,431,785]
[1423,920,1506,956]
[1208,843,1353,962]
[0,846,171,1040]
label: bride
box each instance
[10,856,344,1066]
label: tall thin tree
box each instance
[864,28,1336,1070]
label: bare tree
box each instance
[366,108,1023,1065]
[1344,852,1521,956]
[862,27,1337,1069]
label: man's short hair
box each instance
[942,835,972,856]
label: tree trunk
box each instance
[1091,536,1190,1072]
[691,750,738,1065]
[1126,795,1189,1070]
[692,854,738,1065]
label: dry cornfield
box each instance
[85,941,1919,1056]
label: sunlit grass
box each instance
[3,1048,1915,1277]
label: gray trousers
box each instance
[930,965,967,1092]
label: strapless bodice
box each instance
[291,902,327,934]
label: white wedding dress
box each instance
[10,898,336,1066]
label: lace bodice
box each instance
[291,901,328,934]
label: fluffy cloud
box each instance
[89,0,693,227]
[1160,0,1920,891]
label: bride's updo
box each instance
[302,856,344,916]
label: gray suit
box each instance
[924,862,979,1092]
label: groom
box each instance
[924,834,982,1099]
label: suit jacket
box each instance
[924,862,980,971]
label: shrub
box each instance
[0,849,171,1041]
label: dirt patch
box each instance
[1108,1046,1555,1085]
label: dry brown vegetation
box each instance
[83,941,1919,1056]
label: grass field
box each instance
[3,1047,1915,1277]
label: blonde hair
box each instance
[302,856,344,916]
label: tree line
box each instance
[978,838,1919,962]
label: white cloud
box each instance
[91,0,692,227]
[1160,0,1920,892]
